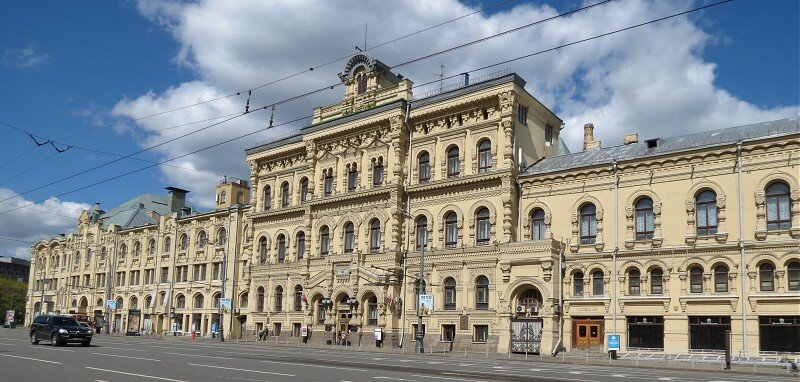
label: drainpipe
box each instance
[612,160,619,336]
[400,101,412,346]
[736,142,747,356]
[551,238,567,356]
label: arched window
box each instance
[343,222,355,253]
[372,158,384,187]
[256,287,265,312]
[347,164,358,192]
[281,182,290,207]
[100,247,107,261]
[294,285,303,312]
[133,241,141,257]
[445,211,458,247]
[148,239,156,256]
[217,228,227,246]
[296,232,306,260]
[324,168,334,195]
[766,182,791,230]
[447,146,460,178]
[159,292,166,306]
[194,294,204,309]
[198,231,207,249]
[163,237,171,253]
[519,289,542,310]
[690,266,703,293]
[116,297,124,310]
[357,72,367,94]
[714,265,728,293]
[213,293,220,309]
[367,296,378,325]
[573,272,584,296]
[369,219,381,251]
[650,268,663,294]
[696,190,718,235]
[759,263,775,291]
[259,237,268,264]
[628,270,641,295]
[444,278,456,310]
[416,216,428,250]
[130,297,139,310]
[580,204,597,244]
[475,276,489,310]
[180,234,189,252]
[530,209,545,240]
[635,198,655,240]
[418,151,431,183]
[477,140,492,173]
[74,251,81,264]
[274,286,283,312]
[176,294,185,309]
[300,177,309,202]
[319,226,330,256]
[475,207,491,245]
[277,234,286,263]
[220,190,227,204]
[788,262,800,291]
[592,271,604,295]
[236,191,243,204]
[239,292,249,308]
[263,185,272,210]
[144,295,152,309]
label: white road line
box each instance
[412,374,483,381]
[99,346,145,351]
[374,377,420,382]
[92,352,161,361]
[86,367,188,382]
[188,363,295,377]
[0,354,62,364]
[28,345,75,352]
[258,359,367,371]
[163,351,233,360]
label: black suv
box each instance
[30,315,93,346]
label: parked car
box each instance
[30,315,93,346]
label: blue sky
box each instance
[0,0,798,258]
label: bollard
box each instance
[464,347,467,357]
[561,352,565,362]
[525,350,528,360]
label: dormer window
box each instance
[357,74,367,94]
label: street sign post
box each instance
[608,334,620,359]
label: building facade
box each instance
[0,256,30,282]
[27,53,799,356]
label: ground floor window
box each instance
[689,316,730,351]
[627,316,664,350]
[412,324,426,340]
[293,322,301,337]
[759,316,800,353]
[441,324,455,342]
[273,322,282,336]
[474,325,488,343]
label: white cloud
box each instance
[111,0,797,207]
[0,188,89,260]
[1,44,50,68]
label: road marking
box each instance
[412,374,482,381]
[188,363,295,377]
[612,375,627,377]
[657,378,672,381]
[92,352,161,361]
[259,359,367,372]
[0,354,62,364]
[163,351,233,360]
[99,346,145,351]
[86,367,188,382]
[374,377,420,382]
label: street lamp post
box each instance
[415,228,427,354]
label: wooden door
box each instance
[575,324,589,347]
[588,324,601,347]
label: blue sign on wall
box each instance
[607,334,621,351]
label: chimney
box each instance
[165,187,190,213]
[583,123,601,150]
[623,133,639,145]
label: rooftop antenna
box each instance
[364,22,368,52]
[435,63,446,91]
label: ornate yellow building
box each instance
[28,53,799,356]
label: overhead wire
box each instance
[0,0,732,220]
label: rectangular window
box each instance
[627,316,664,350]
[160,267,169,283]
[412,324,426,339]
[273,323,282,337]
[212,262,222,280]
[517,105,527,125]
[474,325,488,343]
[545,125,553,145]
[441,324,456,342]
[324,175,333,195]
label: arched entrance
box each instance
[335,293,353,345]
[510,286,544,353]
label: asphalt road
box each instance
[0,329,794,382]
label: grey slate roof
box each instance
[99,193,193,229]
[524,116,799,176]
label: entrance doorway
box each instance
[572,318,604,349]
[510,319,543,353]
[337,311,352,344]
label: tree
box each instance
[0,278,28,323]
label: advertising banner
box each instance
[4,310,14,325]
[219,298,232,312]
[418,294,433,315]
[105,300,116,310]
[127,309,141,334]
